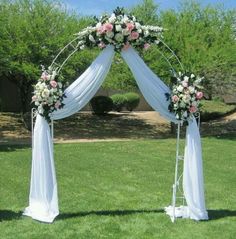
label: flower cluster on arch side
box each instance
[31,66,66,121]
[166,72,204,121]
[75,10,163,51]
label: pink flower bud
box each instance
[196,91,203,100]
[144,43,151,50]
[50,80,57,88]
[130,31,139,40]
[126,22,135,31]
[103,23,113,32]
[189,105,197,113]
[172,95,179,103]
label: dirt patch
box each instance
[0,111,235,145]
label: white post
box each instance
[171,122,181,222]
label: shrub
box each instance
[124,92,140,111]
[200,100,236,121]
[111,94,127,112]
[90,96,113,115]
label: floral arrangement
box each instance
[166,72,204,121]
[76,7,163,51]
[32,66,66,121]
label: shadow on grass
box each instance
[0,144,30,152]
[57,209,164,220]
[208,209,236,220]
[0,210,22,221]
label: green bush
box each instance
[90,96,113,115]
[124,92,140,111]
[111,94,127,112]
[200,100,236,121]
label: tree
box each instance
[159,1,236,98]
[0,0,92,112]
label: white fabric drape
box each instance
[24,45,208,223]
[121,47,177,123]
[51,45,115,120]
[23,115,58,223]
[122,47,208,220]
[183,117,208,220]
[24,46,115,223]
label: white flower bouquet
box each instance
[166,72,204,121]
[76,7,163,51]
[32,67,66,121]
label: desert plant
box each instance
[90,96,113,115]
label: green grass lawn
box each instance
[0,138,236,239]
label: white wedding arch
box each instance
[23,10,208,223]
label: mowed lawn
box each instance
[0,138,235,239]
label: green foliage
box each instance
[110,94,127,112]
[0,0,92,112]
[131,0,159,25]
[200,100,236,121]
[159,0,236,98]
[90,96,113,115]
[0,138,236,238]
[124,92,140,111]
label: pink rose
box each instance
[130,31,139,40]
[41,72,49,81]
[144,43,151,50]
[97,26,105,34]
[126,22,135,31]
[196,91,203,100]
[55,101,61,109]
[104,23,113,32]
[122,43,130,51]
[172,95,179,103]
[189,105,197,113]
[98,42,106,49]
[182,81,188,87]
[50,80,57,88]
[32,95,37,102]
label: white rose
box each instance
[188,86,195,94]
[114,33,124,42]
[42,88,50,98]
[184,76,189,82]
[122,29,130,36]
[144,30,149,37]
[135,22,141,29]
[123,15,129,23]
[96,22,102,28]
[191,73,195,78]
[106,31,114,38]
[115,25,122,32]
[137,28,142,33]
[109,13,116,23]
[89,34,96,43]
[177,85,184,92]
[183,95,190,103]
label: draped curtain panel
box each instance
[24,45,208,223]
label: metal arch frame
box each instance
[49,35,184,75]
[44,33,187,223]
